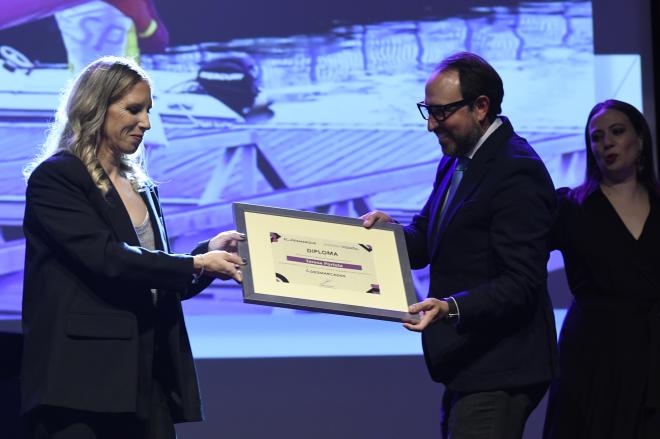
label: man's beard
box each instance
[438,123,482,157]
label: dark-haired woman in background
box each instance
[543,99,660,438]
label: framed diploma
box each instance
[233,203,420,323]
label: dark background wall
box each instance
[175,356,551,439]
[592,0,658,178]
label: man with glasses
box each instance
[362,52,557,438]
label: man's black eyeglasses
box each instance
[417,99,472,122]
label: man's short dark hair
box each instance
[436,52,504,122]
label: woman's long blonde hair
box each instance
[24,56,152,194]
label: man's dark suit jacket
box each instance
[405,117,558,392]
[21,151,211,422]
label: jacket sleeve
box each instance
[549,187,572,252]
[450,157,556,331]
[404,200,432,270]
[150,184,215,299]
[182,240,214,299]
[403,161,446,269]
[25,157,196,292]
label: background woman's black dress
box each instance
[544,187,660,439]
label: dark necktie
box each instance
[437,156,470,229]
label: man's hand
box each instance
[402,298,448,332]
[208,230,245,253]
[360,210,396,228]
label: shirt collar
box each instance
[465,117,502,159]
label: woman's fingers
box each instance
[203,251,246,282]
[209,230,246,252]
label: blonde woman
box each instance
[21,56,244,438]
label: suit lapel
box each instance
[430,117,514,259]
[427,157,455,246]
[140,186,169,252]
[93,178,168,252]
[98,186,141,247]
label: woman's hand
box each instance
[194,251,246,283]
[208,230,245,253]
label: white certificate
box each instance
[270,232,380,294]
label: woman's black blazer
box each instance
[21,151,211,422]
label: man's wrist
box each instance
[442,296,460,323]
